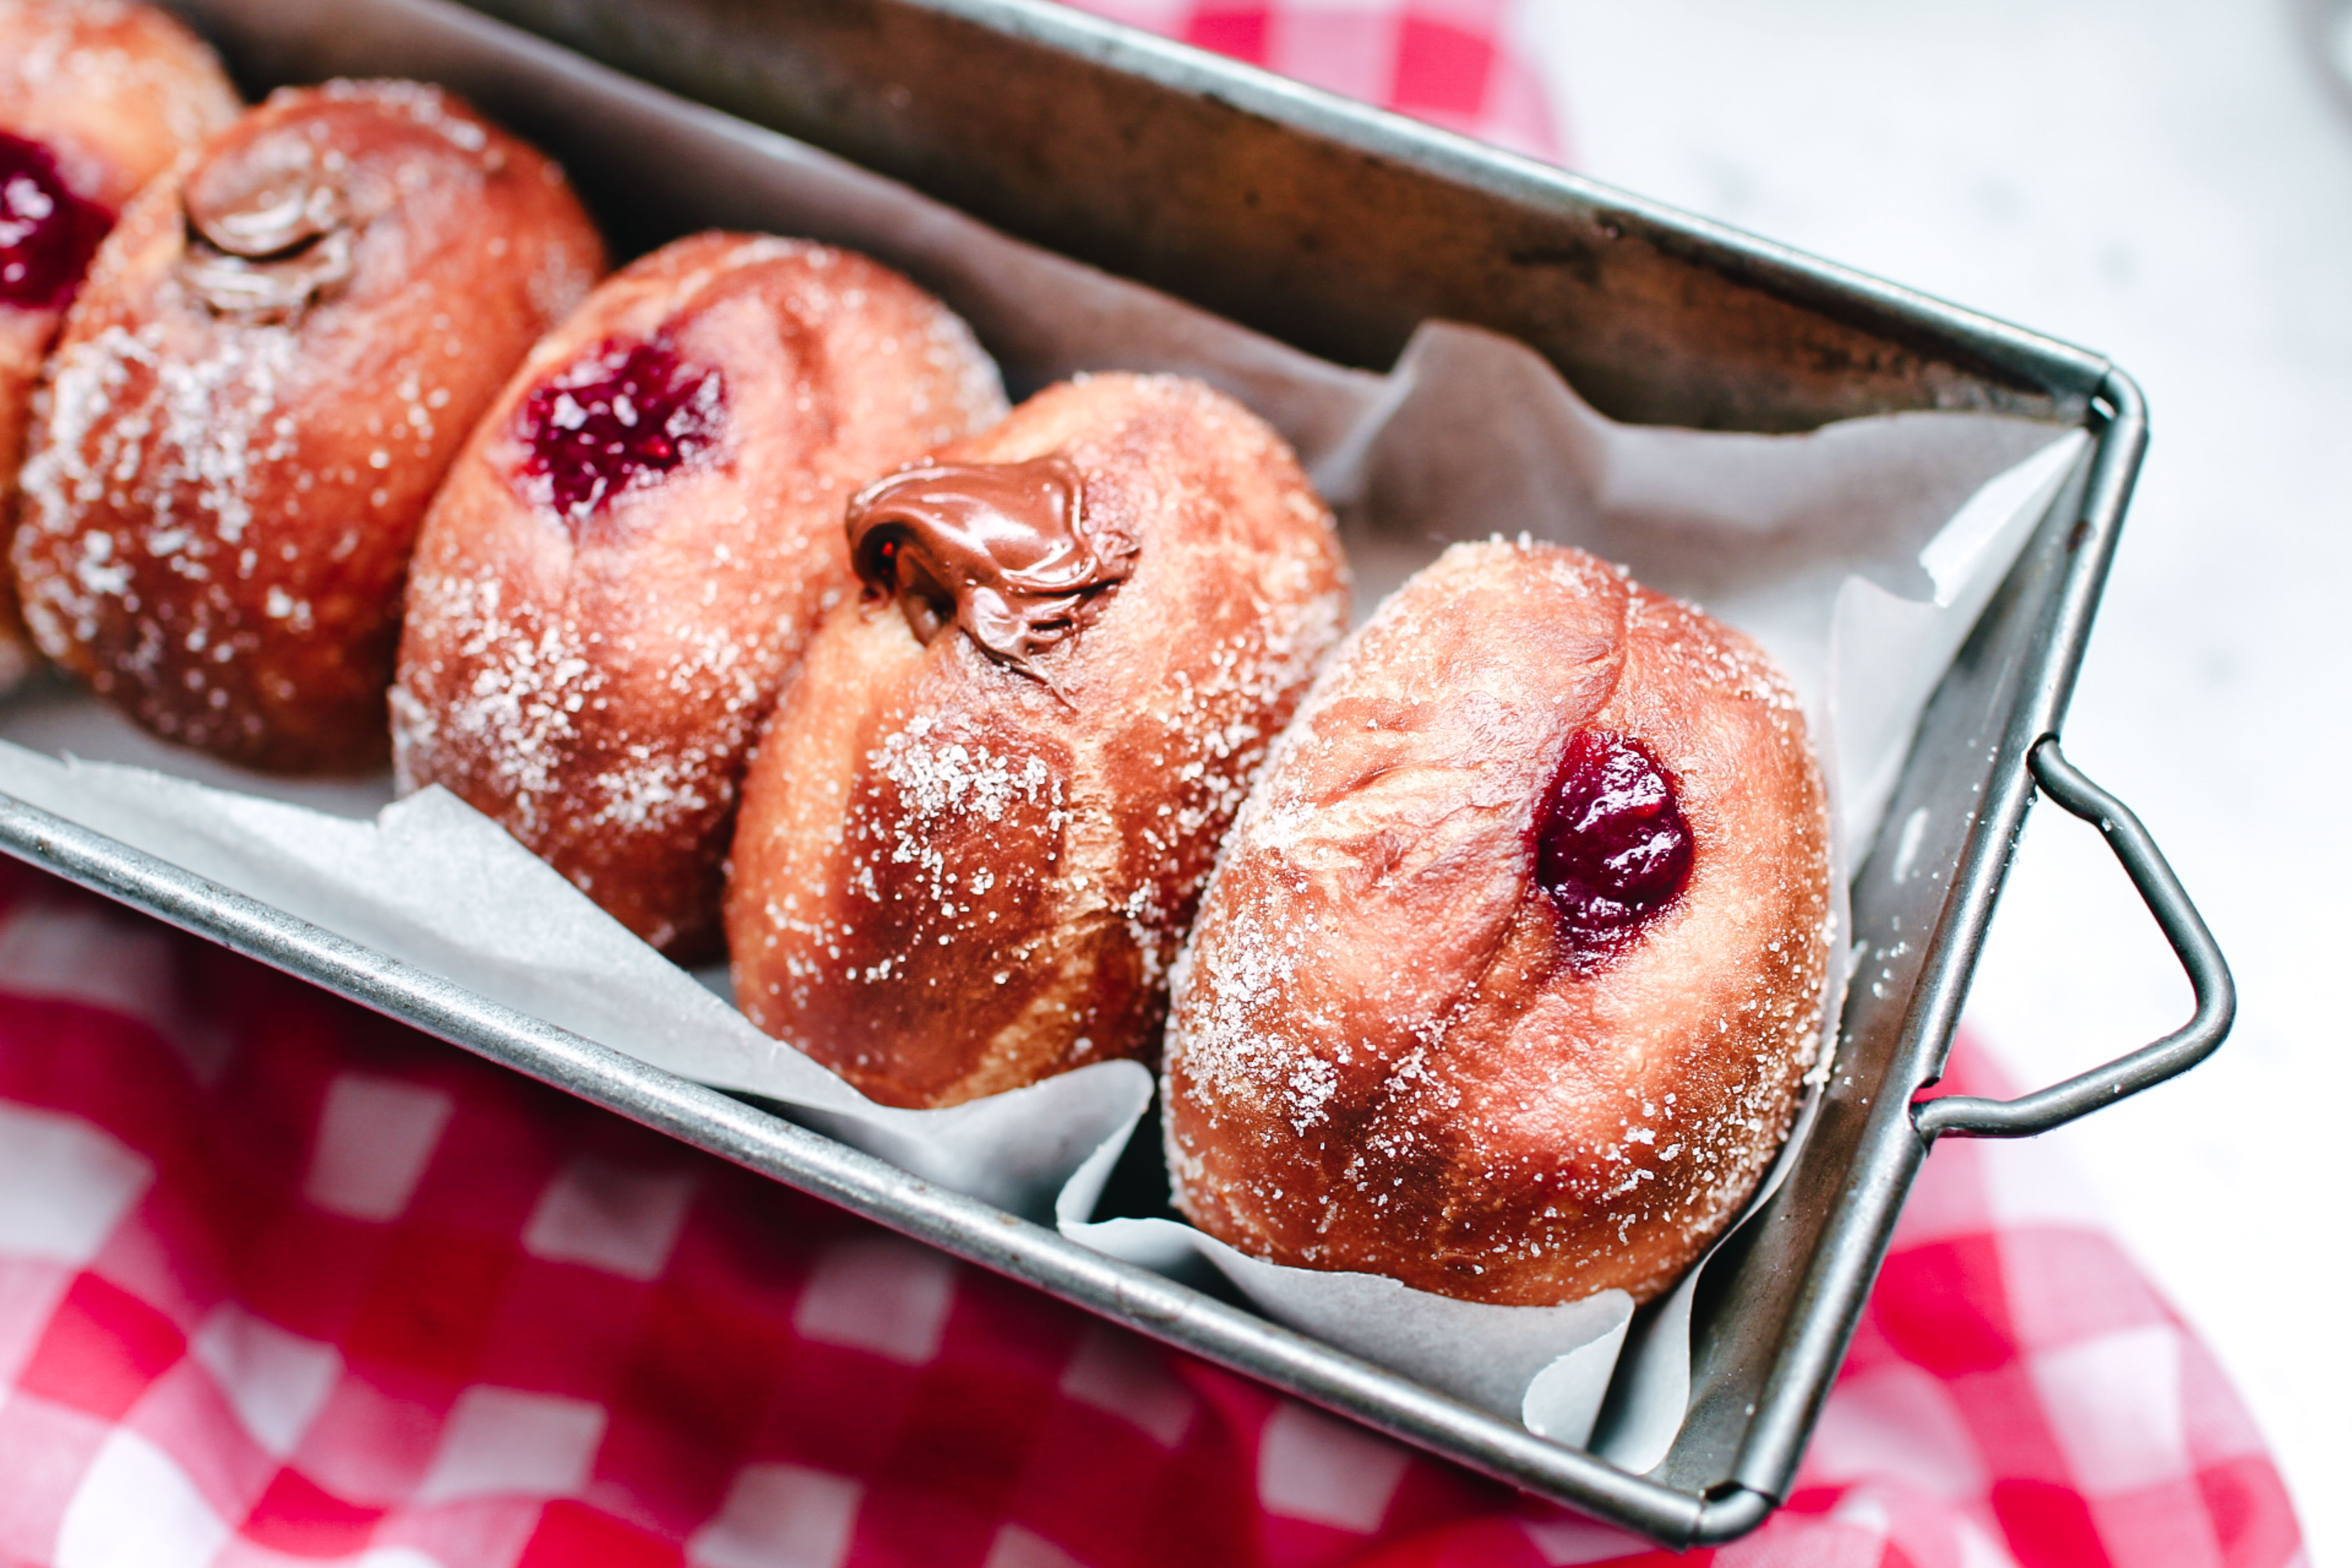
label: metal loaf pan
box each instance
[0,0,2235,1545]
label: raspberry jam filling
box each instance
[517,337,724,522]
[0,131,113,311]
[1537,729,1693,959]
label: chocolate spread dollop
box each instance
[178,139,356,322]
[847,456,1136,688]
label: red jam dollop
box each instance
[0,131,113,311]
[1537,729,1693,959]
[517,337,724,522]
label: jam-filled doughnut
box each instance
[728,372,1348,1108]
[392,232,1008,960]
[11,80,605,770]
[1,0,239,690]
[1164,539,1831,1307]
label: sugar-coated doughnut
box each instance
[728,373,1348,1108]
[0,0,239,690]
[392,232,1008,960]
[1164,539,1831,1306]
[11,80,605,770]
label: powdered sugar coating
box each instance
[16,319,300,751]
[0,2,240,205]
[394,233,1008,959]
[0,0,240,691]
[1165,539,1831,1307]
[728,373,1349,1108]
[10,80,605,771]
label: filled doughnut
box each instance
[392,232,1008,960]
[1164,539,1831,1306]
[1,0,239,690]
[727,372,1348,1108]
[11,80,605,770]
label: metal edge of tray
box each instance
[922,0,2118,403]
[1655,369,2152,1517]
[0,0,2172,1545]
[0,391,2143,1548]
[457,0,2116,432]
[1,788,1722,1545]
[427,0,2178,1532]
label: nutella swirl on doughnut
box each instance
[176,138,359,322]
[847,455,1136,689]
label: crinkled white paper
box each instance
[0,0,2085,1464]
[0,742,1153,1220]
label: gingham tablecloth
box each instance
[0,5,2307,1564]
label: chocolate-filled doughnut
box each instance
[393,232,1007,960]
[728,373,1348,1108]
[1164,539,1831,1306]
[1,0,239,690]
[11,81,605,770]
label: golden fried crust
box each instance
[11,81,606,772]
[392,233,1009,960]
[0,0,238,208]
[728,373,1350,1108]
[1164,540,1831,1307]
[0,0,240,688]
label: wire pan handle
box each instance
[1912,737,2235,1141]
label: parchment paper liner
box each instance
[0,0,2083,1463]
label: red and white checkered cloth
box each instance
[1066,0,1560,159]
[0,5,2308,1564]
[0,859,2305,1568]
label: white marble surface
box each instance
[1518,0,2350,1552]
